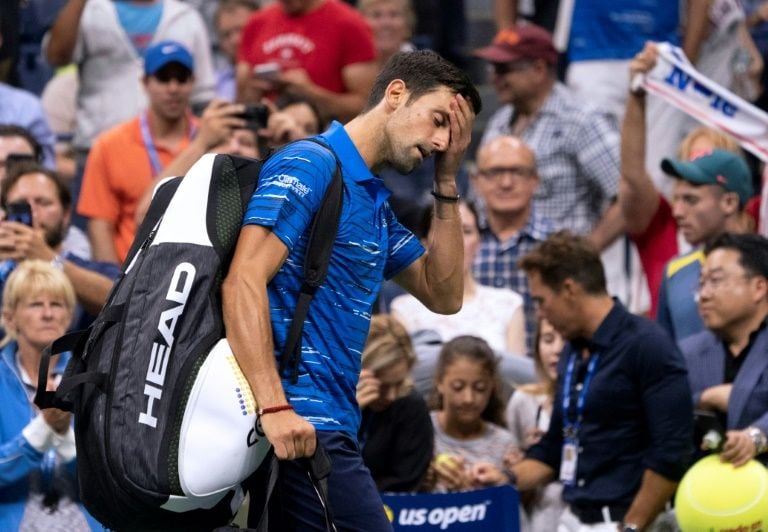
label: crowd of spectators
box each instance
[3,0,768,529]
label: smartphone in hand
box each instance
[6,201,33,226]
[253,62,281,80]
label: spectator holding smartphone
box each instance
[134,94,323,225]
[0,163,119,329]
[236,0,378,121]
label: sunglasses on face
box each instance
[489,60,534,76]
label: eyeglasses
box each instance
[489,60,533,76]
[693,272,753,301]
[477,165,536,182]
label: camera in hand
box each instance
[237,104,270,130]
[6,200,33,226]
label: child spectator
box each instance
[505,318,566,531]
[357,314,433,492]
[425,336,516,493]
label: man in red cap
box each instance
[472,24,635,319]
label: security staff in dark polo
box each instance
[508,232,694,531]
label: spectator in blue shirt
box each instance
[504,231,693,531]
[222,50,480,531]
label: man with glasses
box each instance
[473,24,631,315]
[475,24,621,248]
[681,233,768,466]
[655,149,753,345]
[77,41,203,265]
[471,135,554,354]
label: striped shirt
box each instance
[473,211,555,355]
[481,83,620,234]
[243,121,424,436]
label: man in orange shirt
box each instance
[78,41,201,264]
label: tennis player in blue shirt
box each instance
[222,50,481,531]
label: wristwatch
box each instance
[746,427,768,454]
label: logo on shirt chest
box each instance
[263,33,315,56]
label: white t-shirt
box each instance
[391,284,524,353]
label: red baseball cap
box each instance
[474,24,558,65]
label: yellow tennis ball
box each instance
[675,454,768,532]
[435,453,457,467]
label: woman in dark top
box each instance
[357,314,433,492]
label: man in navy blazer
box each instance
[681,233,768,466]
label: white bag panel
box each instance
[177,338,271,499]
[152,153,216,248]
[161,492,227,512]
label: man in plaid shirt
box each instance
[475,24,621,239]
[473,25,632,336]
[471,135,554,355]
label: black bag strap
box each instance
[34,329,90,410]
[123,176,182,267]
[278,139,344,383]
[299,444,337,532]
[246,442,336,532]
[33,302,125,410]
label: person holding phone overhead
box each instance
[236,0,379,121]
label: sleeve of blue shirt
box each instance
[242,141,336,249]
[382,202,425,280]
[635,326,694,481]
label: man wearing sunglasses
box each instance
[474,24,632,317]
[77,41,203,265]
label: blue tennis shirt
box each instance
[243,122,425,435]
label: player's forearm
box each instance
[222,271,287,407]
[422,196,464,313]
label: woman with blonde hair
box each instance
[357,314,433,492]
[0,260,100,530]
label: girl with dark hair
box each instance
[425,335,515,493]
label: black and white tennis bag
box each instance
[35,142,343,531]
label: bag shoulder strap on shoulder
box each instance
[276,137,344,383]
[123,176,183,267]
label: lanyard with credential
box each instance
[562,351,600,439]
[139,112,163,177]
[139,113,197,176]
[559,350,599,486]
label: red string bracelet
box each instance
[257,404,294,416]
